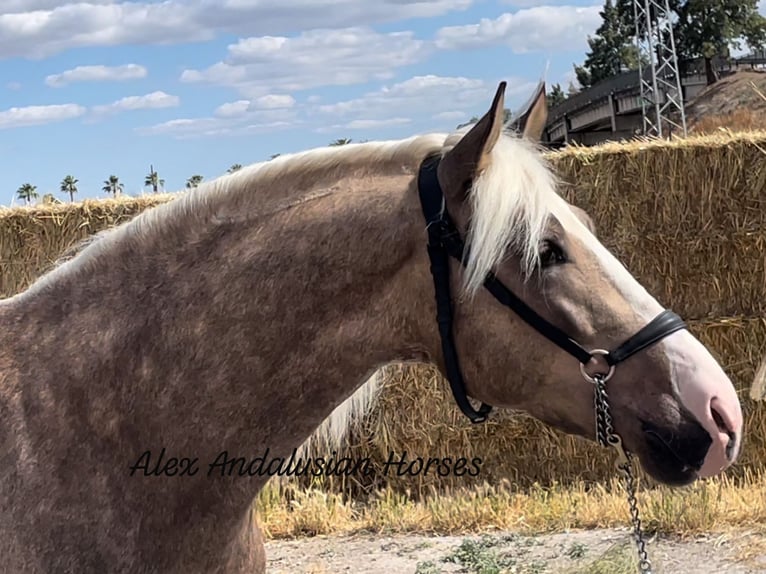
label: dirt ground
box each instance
[266,527,766,573]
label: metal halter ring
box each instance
[579,349,615,384]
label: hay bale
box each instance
[547,132,766,319]
[0,196,172,297]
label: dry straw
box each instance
[2,132,765,498]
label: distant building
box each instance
[543,54,766,148]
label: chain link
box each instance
[593,374,653,574]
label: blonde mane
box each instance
[460,134,557,295]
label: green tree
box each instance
[546,83,568,108]
[144,165,165,193]
[269,153,281,160]
[42,193,61,205]
[675,0,766,84]
[574,0,641,88]
[329,138,352,146]
[615,0,766,85]
[186,175,204,189]
[16,183,38,205]
[227,164,242,173]
[60,174,78,202]
[102,175,124,197]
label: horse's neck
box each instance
[214,169,440,464]
[4,166,439,487]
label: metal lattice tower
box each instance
[632,0,687,138]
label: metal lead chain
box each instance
[593,374,653,574]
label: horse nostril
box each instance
[711,404,737,460]
[711,405,727,433]
[725,431,736,460]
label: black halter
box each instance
[417,153,688,423]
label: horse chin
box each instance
[534,411,706,487]
[638,449,699,487]
[636,448,700,487]
[633,418,712,487]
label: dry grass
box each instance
[691,108,766,135]
[255,470,766,540]
[0,194,173,297]
[684,70,766,132]
[687,78,766,135]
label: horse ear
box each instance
[437,81,506,201]
[509,81,548,142]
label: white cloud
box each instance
[0,0,112,12]
[91,91,180,116]
[0,103,86,129]
[0,0,471,60]
[136,74,541,140]
[139,96,301,139]
[214,95,296,118]
[214,100,251,118]
[316,117,412,133]
[435,6,602,53]
[136,117,297,139]
[318,75,484,117]
[317,75,536,129]
[181,27,428,95]
[6,81,21,90]
[45,64,147,87]
[252,94,296,109]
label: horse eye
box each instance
[539,240,567,268]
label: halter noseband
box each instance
[417,153,687,423]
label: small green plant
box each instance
[415,560,442,574]
[566,541,587,559]
[563,543,635,574]
[524,561,548,574]
[442,536,515,574]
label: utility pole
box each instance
[632,0,687,137]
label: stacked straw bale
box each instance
[1,132,765,497]
[0,196,170,298]
[552,133,766,320]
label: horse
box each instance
[0,81,743,573]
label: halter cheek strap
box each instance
[417,153,687,423]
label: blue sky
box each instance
[0,0,605,205]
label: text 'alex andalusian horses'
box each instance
[0,82,743,573]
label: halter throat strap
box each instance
[416,153,687,423]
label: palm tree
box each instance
[16,183,38,205]
[329,138,352,146]
[186,175,204,189]
[227,164,242,174]
[144,164,165,193]
[60,175,78,202]
[102,175,124,197]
